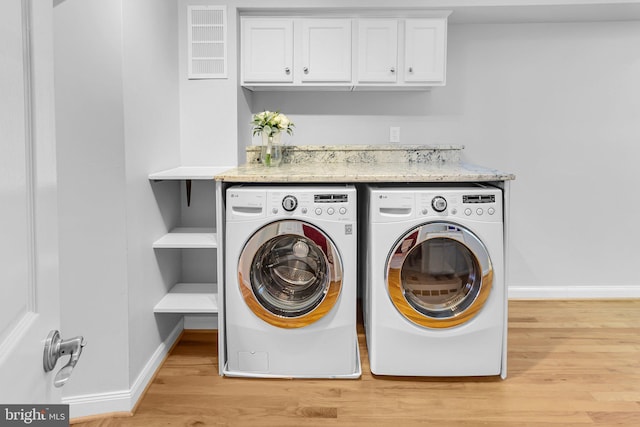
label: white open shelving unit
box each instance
[149,166,230,315]
[148,166,228,181]
[153,227,217,249]
[153,283,219,314]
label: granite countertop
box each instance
[214,145,515,183]
[214,161,513,182]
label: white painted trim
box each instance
[509,285,640,300]
[65,320,183,419]
[216,180,226,376]
[63,389,132,420]
[0,312,36,364]
[129,320,184,411]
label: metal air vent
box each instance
[187,5,227,79]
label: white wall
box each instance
[445,22,640,297]
[122,0,182,390]
[54,0,130,400]
[176,3,640,298]
[178,0,239,167]
[54,0,182,417]
[246,20,640,297]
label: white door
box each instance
[404,19,447,83]
[301,19,352,82]
[357,19,398,83]
[241,18,293,83]
[0,0,62,403]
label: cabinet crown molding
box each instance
[239,9,452,19]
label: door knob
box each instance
[43,330,86,388]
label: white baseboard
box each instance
[509,285,640,299]
[64,319,184,419]
[129,319,184,410]
[63,389,132,420]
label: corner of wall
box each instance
[65,320,183,419]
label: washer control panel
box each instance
[458,193,498,218]
[228,186,356,222]
[282,195,298,211]
[269,188,356,221]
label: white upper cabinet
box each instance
[240,13,449,90]
[241,19,293,83]
[301,19,352,82]
[356,18,447,87]
[357,20,399,83]
[404,19,447,83]
[241,17,352,87]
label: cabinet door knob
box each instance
[390,67,396,73]
[285,67,290,74]
[408,67,413,73]
[303,67,309,74]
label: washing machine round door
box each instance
[237,220,343,328]
[386,222,493,328]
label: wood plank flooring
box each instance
[72,300,640,426]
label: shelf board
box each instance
[153,283,218,314]
[148,166,233,181]
[153,227,217,249]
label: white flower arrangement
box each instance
[251,110,295,137]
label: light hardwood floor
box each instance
[73,300,640,426]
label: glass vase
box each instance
[261,132,283,167]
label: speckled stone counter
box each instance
[245,144,463,165]
[215,161,513,183]
[215,145,514,183]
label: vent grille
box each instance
[188,6,227,79]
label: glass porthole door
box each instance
[386,222,494,328]
[237,220,343,328]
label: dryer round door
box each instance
[386,222,493,329]
[238,220,343,328]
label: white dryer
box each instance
[363,184,507,378]
[224,185,360,378]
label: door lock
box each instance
[43,330,86,388]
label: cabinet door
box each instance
[357,19,398,83]
[300,19,352,82]
[242,19,293,83]
[404,19,446,83]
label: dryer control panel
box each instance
[416,188,502,222]
[370,186,502,223]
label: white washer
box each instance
[363,184,507,378]
[224,185,360,378]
